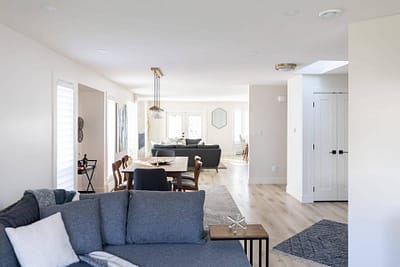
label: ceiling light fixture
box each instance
[275,63,297,72]
[318,9,343,19]
[148,67,165,119]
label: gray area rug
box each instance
[274,219,348,267]
[201,185,242,229]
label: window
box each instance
[166,112,203,139]
[56,81,75,190]
[107,99,117,177]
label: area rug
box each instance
[273,220,348,267]
[201,185,242,229]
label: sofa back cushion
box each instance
[80,191,129,245]
[41,199,103,254]
[0,192,40,267]
[0,224,19,267]
[126,190,205,244]
[185,138,202,145]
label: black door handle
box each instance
[339,150,348,155]
[329,150,337,155]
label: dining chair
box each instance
[172,158,202,191]
[121,155,130,181]
[154,149,175,157]
[111,160,128,191]
[133,168,171,191]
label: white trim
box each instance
[249,176,286,184]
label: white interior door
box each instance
[313,94,338,201]
[313,93,348,201]
[336,94,348,200]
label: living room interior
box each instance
[1,1,400,267]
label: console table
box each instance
[209,224,269,267]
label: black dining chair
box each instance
[133,168,171,191]
[153,149,175,157]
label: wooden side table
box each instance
[209,224,269,267]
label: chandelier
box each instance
[148,67,164,119]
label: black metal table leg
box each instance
[250,240,253,265]
[259,239,262,267]
[266,238,269,267]
[244,239,247,254]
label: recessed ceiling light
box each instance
[296,60,348,74]
[275,63,297,72]
[96,49,109,55]
[318,9,343,19]
[42,4,57,12]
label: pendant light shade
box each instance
[148,67,164,119]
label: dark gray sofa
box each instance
[0,190,250,267]
[152,144,222,171]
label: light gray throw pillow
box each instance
[126,190,205,244]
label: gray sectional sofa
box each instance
[152,144,222,171]
[0,190,250,267]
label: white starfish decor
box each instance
[227,214,247,234]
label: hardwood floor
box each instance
[199,157,348,267]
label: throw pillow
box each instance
[5,212,79,267]
[0,192,39,227]
[0,224,19,267]
[126,190,205,244]
[41,199,103,254]
[80,190,129,245]
[185,138,202,145]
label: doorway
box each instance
[166,112,204,139]
[313,93,348,201]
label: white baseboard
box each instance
[286,189,314,203]
[249,176,286,184]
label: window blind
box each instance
[56,81,75,190]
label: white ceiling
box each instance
[1,0,399,101]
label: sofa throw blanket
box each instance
[25,189,76,209]
[80,251,139,267]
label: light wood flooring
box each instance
[199,157,348,267]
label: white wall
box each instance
[0,23,133,208]
[249,85,287,184]
[146,101,249,156]
[78,85,105,192]
[348,15,400,267]
[286,74,348,202]
[287,76,303,199]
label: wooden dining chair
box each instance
[172,158,202,191]
[111,160,128,191]
[121,155,130,181]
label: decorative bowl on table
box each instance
[149,158,175,165]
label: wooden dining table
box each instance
[121,156,189,191]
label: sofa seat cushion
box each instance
[67,262,92,267]
[104,240,251,267]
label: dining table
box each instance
[121,156,189,191]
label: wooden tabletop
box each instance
[121,156,188,173]
[209,224,269,239]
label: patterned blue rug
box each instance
[273,220,347,267]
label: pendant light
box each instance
[148,67,164,119]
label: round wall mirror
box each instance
[211,108,227,129]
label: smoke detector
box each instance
[275,63,297,71]
[319,9,343,19]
